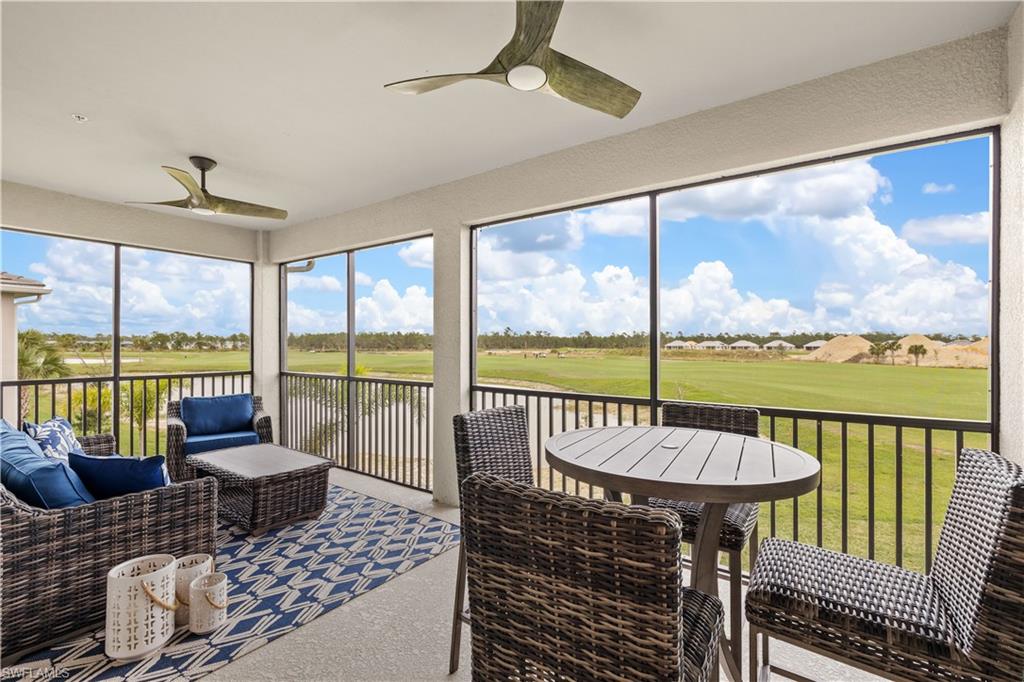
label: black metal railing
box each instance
[0,371,253,456]
[281,372,432,492]
[471,383,991,574]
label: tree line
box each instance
[21,330,251,353]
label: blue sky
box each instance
[478,134,991,337]
[1,232,250,336]
[3,135,991,339]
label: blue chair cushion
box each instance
[68,452,170,500]
[184,430,260,455]
[1,422,95,509]
[23,416,85,461]
[181,394,254,436]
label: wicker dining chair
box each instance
[461,471,724,681]
[648,401,761,672]
[448,404,535,674]
[746,448,1024,682]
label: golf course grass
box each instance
[53,347,990,571]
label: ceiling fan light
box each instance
[506,64,547,91]
[191,207,216,216]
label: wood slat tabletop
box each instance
[545,425,820,504]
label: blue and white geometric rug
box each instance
[10,485,460,681]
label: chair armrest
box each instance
[79,433,116,456]
[253,409,274,443]
[165,417,192,481]
[1,476,218,656]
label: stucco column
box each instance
[252,231,281,441]
[431,225,471,505]
[999,4,1023,463]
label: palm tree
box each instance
[883,340,902,366]
[907,344,927,366]
[17,331,71,420]
[869,342,887,364]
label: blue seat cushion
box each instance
[181,394,254,436]
[184,430,260,455]
[1,422,95,509]
[68,452,170,499]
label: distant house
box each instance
[697,340,726,350]
[764,340,796,350]
[729,340,760,350]
[944,338,972,347]
[803,339,827,350]
[665,340,697,350]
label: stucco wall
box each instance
[1001,5,1023,463]
[1,180,260,261]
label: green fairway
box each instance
[284,349,987,420]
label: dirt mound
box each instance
[801,335,871,363]
[967,337,989,353]
[896,334,943,354]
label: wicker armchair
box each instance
[0,432,219,663]
[166,394,273,482]
[448,405,534,673]
[461,472,724,681]
[648,401,761,672]
[746,448,1024,682]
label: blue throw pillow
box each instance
[181,394,254,436]
[1,426,95,509]
[68,452,170,499]
[23,416,85,461]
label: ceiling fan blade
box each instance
[126,199,191,209]
[385,72,505,95]
[542,49,640,118]
[161,166,206,206]
[207,195,288,220]
[499,0,564,66]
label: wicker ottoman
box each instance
[187,444,331,536]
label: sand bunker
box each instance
[802,335,872,363]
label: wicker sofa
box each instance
[166,394,273,482]
[1,432,218,663]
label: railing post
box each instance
[346,252,357,469]
[112,245,121,450]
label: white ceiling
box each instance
[2,2,1016,230]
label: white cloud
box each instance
[16,240,251,336]
[476,155,990,337]
[922,182,956,194]
[901,212,990,245]
[355,279,432,332]
[288,273,344,292]
[354,271,373,286]
[569,198,648,237]
[397,239,433,269]
[287,300,345,334]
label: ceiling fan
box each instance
[385,0,640,119]
[128,156,288,220]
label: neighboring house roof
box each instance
[730,340,759,348]
[944,339,973,346]
[803,340,827,349]
[697,340,725,348]
[0,272,52,297]
[665,340,695,348]
[764,340,796,348]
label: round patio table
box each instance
[545,425,820,680]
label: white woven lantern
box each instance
[188,572,229,635]
[174,554,214,627]
[105,554,177,661]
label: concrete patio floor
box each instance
[205,468,883,682]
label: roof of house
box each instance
[803,339,828,348]
[665,340,693,347]
[0,272,51,296]
[764,340,796,347]
[730,340,759,347]
[698,340,725,347]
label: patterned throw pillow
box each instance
[23,417,85,461]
